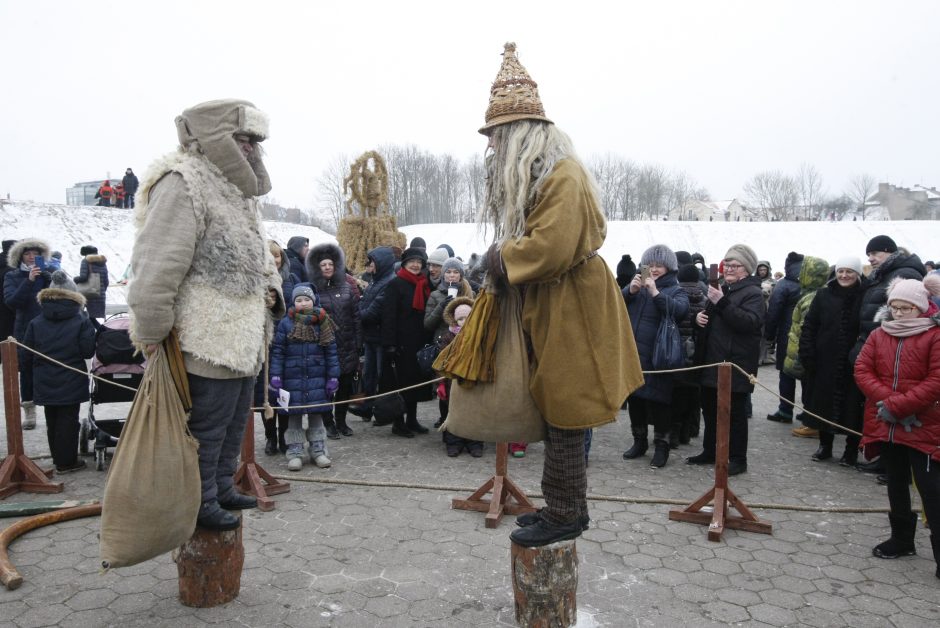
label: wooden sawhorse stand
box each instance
[452,442,536,528]
[669,363,772,541]
[233,411,289,512]
[0,341,62,499]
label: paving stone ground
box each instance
[2,364,939,626]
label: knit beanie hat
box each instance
[866,235,898,254]
[640,244,678,272]
[438,243,455,257]
[292,283,317,304]
[409,237,427,251]
[616,255,636,280]
[441,257,465,280]
[400,247,428,267]
[887,278,929,313]
[922,272,940,298]
[454,303,472,322]
[678,264,701,283]
[427,248,449,266]
[286,236,308,254]
[834,256,863,275]
[723,244,758,275]
[50,270,78,293]
[80,245,98,256]
[675,250,693,266]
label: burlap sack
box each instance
[441,285,546,443]
[99,345,201,570]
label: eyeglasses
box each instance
[889,305,916,315]
[723,263,745,271]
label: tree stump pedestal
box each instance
[510,539,578,627]
[176,514,244,607]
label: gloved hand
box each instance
[270,376,282,391]
[326,377,339,397]
[436,380,448,401]
[899,415,923,433]
[876,400,898,423]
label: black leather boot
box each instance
[622,435,648,460]
[873,512,918,558]
[650,440,670,468]
[391,417,414,438]
[324,417,340,440]
[405,417,429,434]
[336,415,353,437]
[813,431,834,461]
[931,534,940,579]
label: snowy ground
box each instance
[2,202,936,308]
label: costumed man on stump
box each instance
[479,43,644,547]
[128,99,286,531]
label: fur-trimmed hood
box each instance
[36,287,86,322]
[37,286,86,307]
[443,295,474,327]
[307,242,348,288]
[84,254,107,264]
[8,238,50,267]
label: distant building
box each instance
[866,183,940,220]
[669,198,749,222]
[66,179,114,206]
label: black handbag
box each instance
[651,298,684,370]
[372,356,405,426]
[416,343,441,376]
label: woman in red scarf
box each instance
[380,247,434,437]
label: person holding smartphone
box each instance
[688,244,764,475]
[3,238,52,430]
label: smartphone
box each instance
[639,264,650,282]
[34,256,46,270]
[708,263,720,289]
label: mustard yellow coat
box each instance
[501,159,644,429]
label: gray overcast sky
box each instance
[1,0,937,210]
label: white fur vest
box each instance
[131,150,279,377]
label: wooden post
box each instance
[669,363,772,541]
[176,513,244,607]
[232,410,289,512]
[511,539,578,627]
[0,340,63,499]
[452,442,536,528]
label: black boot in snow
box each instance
[873,512,918,558]
[622,436,648,460]
[650,440,670,468]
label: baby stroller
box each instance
[80,314,146,470]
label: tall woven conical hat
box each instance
[479,42,553,135]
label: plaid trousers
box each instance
[540,425,588,526]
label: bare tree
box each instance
[796,163,825,220]
[820,194,854,222]
[743,171,799,221]
[846,173,877,220]
[314,154,349,231]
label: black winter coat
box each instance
[623,272,690,404]
[23,289,95,405]
[4,268,49,341]
[698,275,764,393]
[764,258,802,370]
[854,251,926,357]
[798,279,865,432]
[284,248,308,284]
[122,172,139,195]
[0,256,14,343]
[677,281,706,387]
[359,247,397,344]
[75,255,109,318]
[307,243,362,375]
[381,271,432,391]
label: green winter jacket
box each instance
[783,255,830,379]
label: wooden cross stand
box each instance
[669,363,772,541]
[452,442,536,528]
[232,411,289,511]
[0,341,63,499]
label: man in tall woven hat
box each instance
[479,43,644,547]
[128,99,286,531]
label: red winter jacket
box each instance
[854,307,940,462]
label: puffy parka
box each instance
[269,308,341,416]
[359,246,397,344]
[3,238,51,341]
[854,250,926,358]
[698,275,764,393]
[764,254,802,370]
[623,271,690,404]
[23,288,95,405]
[783,255,830,379]
[307,243,362,375]
[75,254,109,318]
[855,306,940,463]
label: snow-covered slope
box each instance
[2,202,936,304]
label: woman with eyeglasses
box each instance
[854,278,940,579]
[687,245,764,476]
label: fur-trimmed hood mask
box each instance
[8,238,50,268]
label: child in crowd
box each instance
[855,277,940,579]
[436,297,484,457]
[23,271,95,473]
[270,284,340,471]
